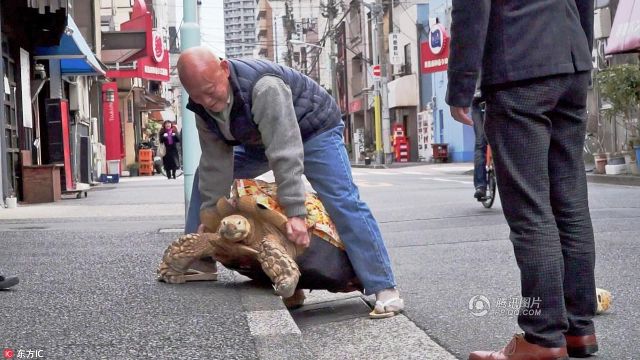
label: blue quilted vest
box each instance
[186,59,342,146]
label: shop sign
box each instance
[421,23,450,74]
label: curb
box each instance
[232,272,307,359]
[587,173,640,187]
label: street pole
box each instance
[377,0,391,163]
[180,0,201,218]
[327,0,338,101]
[370,2,384,164]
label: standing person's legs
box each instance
[484,76,573,348]
[548,72,597,337]
[302,124,397,297]
[471,98,488,197]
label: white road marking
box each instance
[420,177,473,185]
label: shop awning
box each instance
[149,110,176,122]
[34,16,107,76]
[605,0,640,54]
[133,88,171,111]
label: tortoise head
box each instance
[219,214,252,242]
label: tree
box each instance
[597,64,640,147]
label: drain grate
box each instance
[290,297,371,329]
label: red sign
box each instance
[106,50,170,82]
[421,23,450,74]
[152,30,165,63]
[372,64,381,78]
[108,0,170,81]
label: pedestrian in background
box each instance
[446,1,598,359]
[177,47,404,318]
[159,120,181,179]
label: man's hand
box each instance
[450,106,473,126]
[286,216,310,248]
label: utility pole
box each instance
[284,1,293,67]
[318,0,339,100]
[180,0,201,218]
[325,0,339,101]
[365,1,384,164]
[377,0,391,163]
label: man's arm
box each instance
[251,76,307,219]
[195,114,234,210]
[445,0,491,109]
[575,0,594,53]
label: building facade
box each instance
[224,0,257,58]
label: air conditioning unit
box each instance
[594,7,611,39]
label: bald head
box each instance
[177,47,231,112]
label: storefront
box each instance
[0,1,68,204]
[101,0,170,174]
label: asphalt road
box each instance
[1,164,637,359]
[0,178,264,359]
[351,164,639,360]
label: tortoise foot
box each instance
[283,289,306,310]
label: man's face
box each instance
[188,60,230,112]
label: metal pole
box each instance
[0,5,5,204]
[371,3,383,164]
[327,0,338,101]
[181,0,201,217]
[378,0,391,163]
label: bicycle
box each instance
[481,145,497,208]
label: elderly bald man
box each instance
[177,47,403,317]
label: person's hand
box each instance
[450,106,473,126]
[197,224,206,234]
[286,216,310,248]
[163,133,169,137]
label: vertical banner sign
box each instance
[20,49,33,128]
[388,33,403,65]
[102,82,122,163]
[420,23,450,73]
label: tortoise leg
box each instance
[157,233,218,284]
[256,236,301,299]
[283,289,306,310]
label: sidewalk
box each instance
[0,175,455,359]
[351,161,640,186]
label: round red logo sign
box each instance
[152,31,165,63]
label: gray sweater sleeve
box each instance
[195,114,234,210]
[252,76,307,218]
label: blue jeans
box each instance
[186,124,396,295]
[472,99,488,190]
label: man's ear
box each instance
[220,59,230,77]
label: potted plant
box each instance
[128,163,140,177]
[597,64,640,174]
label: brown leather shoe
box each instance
[468,334,569,360]
[565,334,598,358]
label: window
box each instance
[403,43,412,74]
